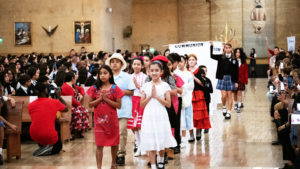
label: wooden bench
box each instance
[11,96,72,143]
[82,86,93,129]
[5,101,23,162]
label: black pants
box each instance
[205,100,210,115]
[37,119,62,155]
[166,99,181,147]
[175,97,182,146]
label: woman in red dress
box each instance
[87,65,124,169]
[187,54,211,141]
[61,71,89,139]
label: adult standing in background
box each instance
[249,48,257,78]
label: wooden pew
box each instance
[59,96,72,142]
[11,96,72,143]
[82,86,93,129]
[5,101,23,162]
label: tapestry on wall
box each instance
[74,21,91,44]
[15,22,32,46]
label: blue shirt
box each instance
[114,71,136,118]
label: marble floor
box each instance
[2,78,283,169]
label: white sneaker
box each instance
[134,149,141,157]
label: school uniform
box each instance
[15,85,34,96]
[210,45,239,91]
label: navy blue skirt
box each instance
[216,75,236,91]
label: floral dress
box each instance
[87,85,124,146]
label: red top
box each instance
[268,48,275,56]
[239,63,248,84]
[172,74,184,114]
[61,83,85,107]
[29,98,66,146]
[87,85,124,146]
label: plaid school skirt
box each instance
[216,75,236,91]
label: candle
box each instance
[48,26,51,32]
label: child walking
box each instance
[210,41,239,119]
[127,57,147,156]
[140,61,177,169]
[187,54,211,141]
[233,48,248,113]
[87,65,124,169]
[174,55,194,147]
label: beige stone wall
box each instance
[0,0,132,55]
[276,0,300,50]
[211,0,243,48]
[1,0,299,56]
[132,0,178,53]
[178,0,210,42]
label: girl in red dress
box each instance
[187,54,211,141]
[87,65,124,169]
[126,57,147,157]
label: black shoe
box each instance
[280,163,294,169]
[225,113,231,119]
[116,156,125,166]
[33,144,53,156]
[196,136,201,140]
[0,154,3,165]
[241,103,244,108]
[147,161,151,167]
[164,152,168,164]
[271,141,280,145]
[174,146,180,154]
[157,162,165,169]
[188,136,195,142]
[204,129,209,133]
[134,143,137,153]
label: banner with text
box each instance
[169,41,224,112]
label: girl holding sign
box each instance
[210,42,239,119]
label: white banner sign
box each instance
[287,36,296,53]
[169,41,224,112]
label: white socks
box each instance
[227,110,231,114]
[222,106,227,113]
[0,148,2,155]
[238,102,242,108]
[151,164,157,169]
[135,131,140,149]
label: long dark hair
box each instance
[234,48,246,64]
[129,57,144,74]
[95,65,115,89]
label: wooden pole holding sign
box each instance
[265,37,270,69]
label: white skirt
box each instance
[140,100,177,151]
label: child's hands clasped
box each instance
[151,85,157,98]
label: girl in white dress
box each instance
[140,61,177,169]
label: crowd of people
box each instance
[266,46,300,169]
[0,43,298,169]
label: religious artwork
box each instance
[250,0,266,34]
[74,21,91,44]
[14,22,32,46]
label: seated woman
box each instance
[0,71,16,103]
[61,71,89,139]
